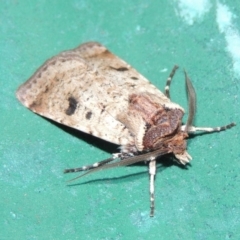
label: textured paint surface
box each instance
[1,1,240,240]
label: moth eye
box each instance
[65,97,78,115]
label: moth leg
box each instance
[164,65,179,99]
[64,153,120,173]
[149,158,156,217]
[182,122,236,133]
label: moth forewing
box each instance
[16,42,236,217]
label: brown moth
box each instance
[16,42,235,216]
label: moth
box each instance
[16,42,235,216]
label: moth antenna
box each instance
[181,71,235,134]
[64,155,119,173]
[65,149,169,182]
[164,65,179,99]
[184,70,196,131]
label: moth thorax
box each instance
[142,106,185,149]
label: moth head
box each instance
[170,71,197,164]
[143,124,191,165]
[141,70,197,165]
[174,70,197,164]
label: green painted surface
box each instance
[1,1,240,239]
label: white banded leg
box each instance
[149,158,156,217]
[181,122,236,133]
[165,65,179,99]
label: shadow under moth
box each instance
[16,42,235,216]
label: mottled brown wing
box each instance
[16,42,175,146]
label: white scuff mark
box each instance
[216,2,234,33]
[174,0,211,25]
[160,68,168,73]
[216,2,240,78]
[136,25,141,32]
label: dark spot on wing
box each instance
[36,72,42,78]
[85,111,92,120]
[28,99,42,112]
[29,101,38,109]
[65,97,78,115]
[44,86,49,93]
[109,66,129,71]
[100,105,106,114]
[131,77,138,80]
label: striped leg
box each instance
[149,158,156,217]
[165,65,179,99]
[181,122,236,133]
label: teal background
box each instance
[1,1,240,239]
